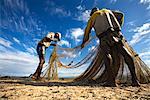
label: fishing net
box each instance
[42,35,150,84]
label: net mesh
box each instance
[42,36,150,84]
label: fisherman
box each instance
[32,32,61,80]
[81,7,140,86]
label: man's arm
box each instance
[81,17,94,48]
[50,44,56,46]
[81,11,100,48]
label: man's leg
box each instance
[118,43,140,86]
[32,45,45,80]
[96,44,116,86]
[32,56,45,80]
[104,52,115,83]
[110,45,121,84]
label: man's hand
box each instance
[81,43,85,49]
[51,44,56,46]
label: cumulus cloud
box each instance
[76,10,91,22]
[129,23,150,46]
[70,28,84,39]
[67,28,84,44]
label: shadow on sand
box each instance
[0,76,103,87]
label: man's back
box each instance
[90,9,123,36]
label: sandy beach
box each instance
[0,76,150,100]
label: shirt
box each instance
[82,9,124,43]
[39,37,52,48]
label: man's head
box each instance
[46,32,61,41]
[54,32,61,41]
[90,7,99,16]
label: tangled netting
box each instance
[42,36,150,84]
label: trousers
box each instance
[96,31,138,84]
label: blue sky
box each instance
[0,0,150,77]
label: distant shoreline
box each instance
[0,75,75,80]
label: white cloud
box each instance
[0,50,37,64]
[45,2,71,17]
[139,51,150,67]
[26,47,36,54]
[147,5,150,9]
[54,7,71,17]
[70,28,84,39]
[80,0,84,4]
[129,23,150,46]
[58,40,70,47]
[0,37,12,48]
[13,37,20,44]
[129,22,150,67]
[1,0,44,39]
[96,39,100,44]
[140,0,150,9]
[110,0,117,3]
[76,5,84,11]
[126,21,136,27]
[139,51,150,57]
[140,0,150,4]
[0,45,9,53]
[76,10,91,22]
[66,27,88,45]
[4,0,29,15]
[133,23,150,33]
[0,45,38,76]
[0,38,38,76]
[88,46,95,52]
[61,51,77,58]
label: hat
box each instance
[46,32,55,39]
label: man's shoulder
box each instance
[40,37,51,43]
[93,9,110,15]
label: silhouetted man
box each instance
[32,32,61,80]
[81,7,140,86]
